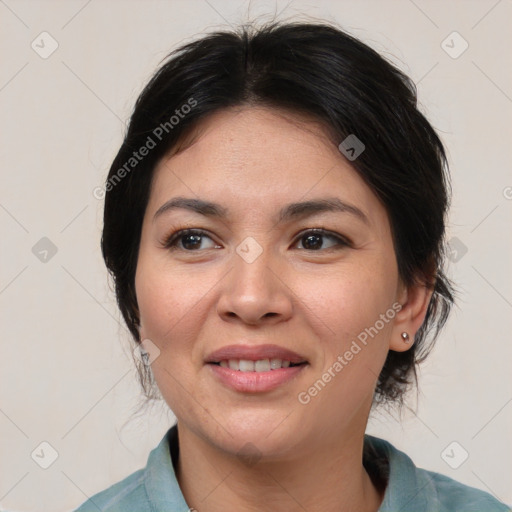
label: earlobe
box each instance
[400,332,412,344]
[389,281,434,352]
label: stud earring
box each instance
[401,332,410,343]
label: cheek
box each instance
[300,261,397,331]
[136,265,200,342]
[135,253,225,365]
[294,267,397,418]
[135,262,206,402]
[297,261,398,388]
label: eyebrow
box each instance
[153,196,369,225]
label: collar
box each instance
[143,424,434,511]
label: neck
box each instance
[175,424,384,512]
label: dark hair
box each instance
[101,20,454,405]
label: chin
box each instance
[201,409,310,462]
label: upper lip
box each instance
[205,344,307,364]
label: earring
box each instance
[401,332,410,343]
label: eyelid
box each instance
[162,227,352,251]
[162,228,218,250]
[292,228,352,249]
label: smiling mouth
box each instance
[210,359,307,372]
[207,349,308,392]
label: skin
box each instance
[135,106,432,512]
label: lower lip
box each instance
[208,364,307,393]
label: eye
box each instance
[163,229,221,251]
[294,229,351,251]
[163,228,351,253]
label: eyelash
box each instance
[162,228,352,252]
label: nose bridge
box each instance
[235,237,274,291]
[217,235,292,324]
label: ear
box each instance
[389,279,434,352]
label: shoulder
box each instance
[416,468,511,511]
[74,425,190,512]
[364,435,510,512]
[74,469,148,512]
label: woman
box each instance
[76,21,509,511]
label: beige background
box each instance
[1,0,511,510]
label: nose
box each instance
[216,246,293,326]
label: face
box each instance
[135,106,407,460]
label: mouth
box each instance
[205,343,308,365]
[210,359,307,371]
[205,344,309,393]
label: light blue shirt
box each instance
[75,425,510,511]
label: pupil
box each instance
[303,234,321,250]
[183,234,201,249]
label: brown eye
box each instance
[164,229,220,251]
[295,229,350,251]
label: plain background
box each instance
[1,1,511,510]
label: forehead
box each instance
[147,107,383,225]
[167,106,339,160]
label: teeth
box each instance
[220,358,297,371]
[255,359,270,372]
[239,359,255,372]
[270,358,282,370]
